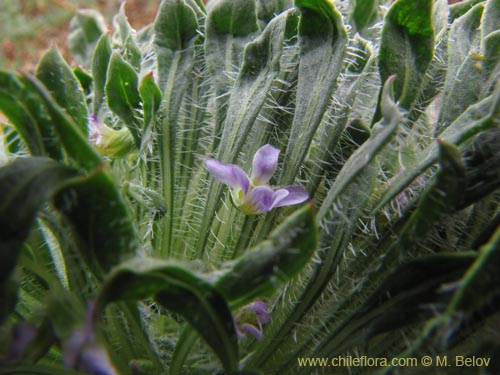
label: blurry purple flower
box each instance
[205,144,309,215]
[234,301,271,341]
[1,323,37,364]
[63,303,118,375]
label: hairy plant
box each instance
[0,0,499,374]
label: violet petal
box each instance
[271,188,289,209]
[205,158,250,193]
[250,144,280,185]
[246,301,270,325]
[273,185,309,208]
[239,323,263,341]
[244,185,275,213]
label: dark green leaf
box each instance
[72,65,93,96]
[0,157,80,284]
[319,252,476,355]
[437,3,484,133]
[68,9,107,66]
[279,0,347,185]
[208,0,259,35]
[205,0,259,147]
[96,259,239,373]
[374,85,500,214]
[154,0,199,88]
[460,128,500,208]
[318,76,401,220]
[0,72,45,155]
[138,72,162,137]
[0,277,17,325]
[447,226,500,315]
[53,165,139,273]
[378,0,435,110]
[113,3,142,70]
[35,47,89,135]
[105,53,142,147]
[215,204,318,307]
[0,72,62,159]
[404,140,466,239]
[449,0,484,21]
[91,34,112,113]
[153,0,200,256]
[351,0,378,33]
[22,74,102,171]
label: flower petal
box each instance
[250,144,280,185]
[245,301,270,325]
[273,185,309,208]
[205,158,250,193]
[243,185,275,213]
[239,323,264,341]
[271,188,290,209]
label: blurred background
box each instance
[0,0,160,70]
[0,0,462,71]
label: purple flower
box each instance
[1,323,37,364]
[88,114,135,158]
[63,303,118,375]
[234,301,271,341]
[205,144,309,215]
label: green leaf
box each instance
[318,75,401,220]
[257,0,293,24]
[96,258,239,373]
[460,128,500,208]
[279,0,347,185]
[0,157,79,285]
[112,3,141,70]
[0,72,45,155]
[318,252,477,355]
[0,277,17,325]
[208,0,259,35]
[215,203,318,307]
[22,74,102,171]
[482,0,500,38]
[138,72,162,147]
[205,0,259,148]
[35,47,89,135]
[53,165,139,273]
[68,9,107,66]
[105,53,142,148]
[446,226,500,316]
[154,0,199,88]
[153,0,200,256]
[378,0,435,110]
[449,0,484,21]
[91,34,112,114]
[374,85,500,214]
[72,65,93,96]
[351,0,378,33]
[402,140,466,240]
[436,3,484,133]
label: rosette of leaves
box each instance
[0,0,499,374]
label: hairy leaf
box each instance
[96,258,239,373]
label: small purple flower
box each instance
[1,323,37,364]
[234,301,271,341]
[88,114,135,158]
[205,144,309,215]
[63,303,118,375]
